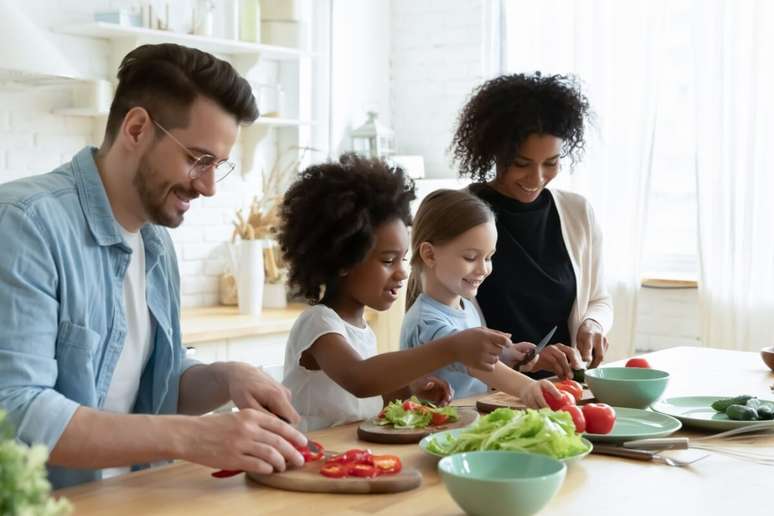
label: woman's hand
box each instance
[518,379,562,409]
[409,375,454,406]
[524,344,584,380]
[576,319,608,368]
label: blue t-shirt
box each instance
[400,293,489,399]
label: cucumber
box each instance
[756,405,774,420]
[711,395,754,412]
[725,404,759,421]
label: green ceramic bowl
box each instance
[438,451,566,516]
[585,367,670,408]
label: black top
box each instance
[471,184,577,359]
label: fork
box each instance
[592,444,708,467]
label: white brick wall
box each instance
[0,1,282,309]
[390,0,489,178]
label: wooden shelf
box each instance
[641,277,698,289]
[57,22,308,61]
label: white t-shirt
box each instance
[102,227,153,478]
[282,304,383,432]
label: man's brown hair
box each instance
[104,43,259,143]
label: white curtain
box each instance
[502,0,665,360]
[692,0,774,351]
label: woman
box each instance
[451,72,613,379]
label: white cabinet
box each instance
[187,333,286,382]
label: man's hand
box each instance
[576,319,608,368]
[525,344,584,379]
[180,409,307,474]
[409,375,454,406]
[451,327,512,372]
[221,362,301,424]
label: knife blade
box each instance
[512,325,558,371]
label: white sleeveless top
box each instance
[282,304,383,432]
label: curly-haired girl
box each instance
[452,72,613,379]
[278,154,514,431]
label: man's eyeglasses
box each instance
[151,118,236,183]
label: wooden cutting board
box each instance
[356,407,479,444]
[246,456,422,494]
[476,388,596,413]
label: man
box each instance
[0,43,306,489]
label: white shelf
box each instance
[57,22,307,61]
[254,117,316,127]
[52,107,108,117]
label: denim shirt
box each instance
[0,147,199,489]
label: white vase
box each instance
[263,282,287,309]
[235,240,264,315]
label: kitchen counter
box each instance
[180,304,308,345]
[55,346,774,515]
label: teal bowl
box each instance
[438,451,566,516]
[585,367,670,408]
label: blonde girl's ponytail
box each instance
[405,267,423,311]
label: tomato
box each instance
[542,387,575,411]
[430,412,449,425]
[582,403,616,434]
[295,441,324,462]
[320,463,351,478]
[625,357,651,368]
[559,404,586,433]
[402,400,421,411]
[555,380,584,403]
[377,408,386,418]
[326,449,373,465]
[348,463,379,478]
[372,455,402,475]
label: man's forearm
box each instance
[48,406,193,468]
[178,362,231,415]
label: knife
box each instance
[513,325,558,371]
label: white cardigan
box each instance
[549,188,614,345]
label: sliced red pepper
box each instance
[348,463,379,478]
[320,463,351,478]
[372,454,402,475]
[295,440,324,462]
[327,449,373,465]
[211,469,242,478]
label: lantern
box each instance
[351,111,395,158]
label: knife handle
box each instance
[592,445,656,461]
[623,437,690,450]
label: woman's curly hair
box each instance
[451,72,592,182]
[278,153,416,304]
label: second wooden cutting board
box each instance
[476,388,595,413]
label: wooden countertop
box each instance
[55,346,774,515]
[181,305,379,345]
[180,304,307,345]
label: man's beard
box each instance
[134,156,193,228]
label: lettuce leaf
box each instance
[0,410,72,516]
[377,396,459,429]
[425,407,588,459]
